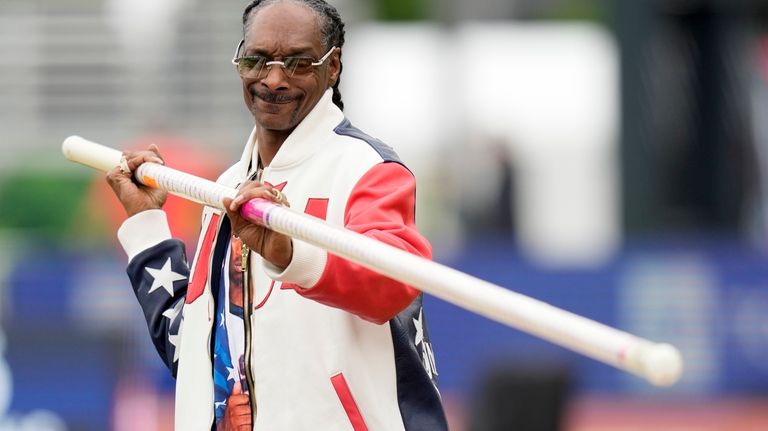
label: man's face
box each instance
[240,2,339,132]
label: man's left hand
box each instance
[223,181,292,269]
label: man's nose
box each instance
[260,64,290,90]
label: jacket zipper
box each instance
[241,241,257,421]
[241,166,262,422]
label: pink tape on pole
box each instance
[240,198,276,227]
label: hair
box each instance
[242,0,346,111]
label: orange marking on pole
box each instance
[143,176,158,188]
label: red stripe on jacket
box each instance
[186,213,220,304]
[294,162,431,324]
[330,373,369,431]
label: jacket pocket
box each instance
[330,372,369,431]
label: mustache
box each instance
[250,88,302,104]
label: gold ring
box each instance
[119,155,131,175]
[270,188,289,206]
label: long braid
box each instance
[242,0,346,111]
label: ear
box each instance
[327,47,341,87]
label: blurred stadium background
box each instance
[2,0,768,429]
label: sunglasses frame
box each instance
[231,39,336,78]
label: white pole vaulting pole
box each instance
[62,135,684,387]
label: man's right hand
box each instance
[217,382,253,430]
[106,144,168,217]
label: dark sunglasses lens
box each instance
[285,58,314,76]
[238,57,266,77]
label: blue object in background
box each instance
[429,237,768,397]
[3,246,119,430]
[3,238,768,429]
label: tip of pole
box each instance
[61,135,83,159]
[643,343,684,386]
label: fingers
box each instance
[224,182,290,260]
[224,210,253,238]
[229,182,271,211]
[125,151,164,173]
[105,147,168,216]
[223,196,248,228]
[119,145,165,175]
[106,162,140,189]
[268,187,289,206]
[228,182,289,212]
[147,143,164,161]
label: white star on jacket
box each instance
[413,308,424,346]
[168,317,183,363]
[145,257,186,296]
[413,308,438,379]
[162,300,184,322]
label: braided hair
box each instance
[242,0,346,111]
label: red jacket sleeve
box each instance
[293,162,432,324]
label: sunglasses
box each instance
[231,40,336,79]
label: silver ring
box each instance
[119,155,131,175]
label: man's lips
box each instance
[251,89,300,105]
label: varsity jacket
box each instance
[117,90,448,430]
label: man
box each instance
[107,0,448,429]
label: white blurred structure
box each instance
[0,1,620,265]
[344,23,620,265]
[106,0,186,58]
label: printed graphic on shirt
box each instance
[227,237,247,319]
[213,236,248,423]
